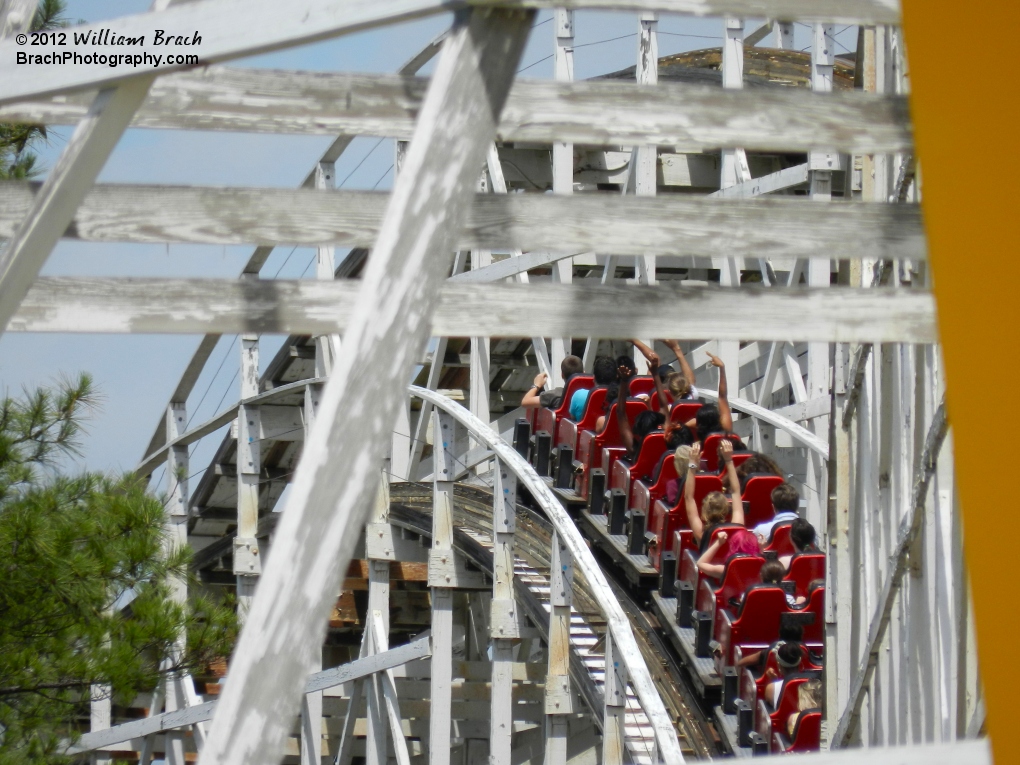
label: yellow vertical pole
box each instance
[902,2,1019,762]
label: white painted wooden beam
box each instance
[14,278,938,345]
[0,0,452,105]
[0,0,34,37]
[0,183,926,261]
[0,78,152,334]
[743,18,773,45]
[1,70,913,154]
[196,10,533,765]
[69,634,431,753]
[448,250,579,282]
[709,162,810,198]
[0,0,902,103]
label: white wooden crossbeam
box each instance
[448,250,579,283]
[195,10,533,765]
[13,278,937,345]
[68,634,431,754]
[0,183,926,261]
[1,70,912,154]
[0,78,153,334]
[709,162,810,198]
[0,0,902,104]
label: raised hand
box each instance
[720,439,734,462]
[533,372,548,388]
[706,352,725,368]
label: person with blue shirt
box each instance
[569,356,617,420]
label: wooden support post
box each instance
[806,21,835,530]
[717,16,746,391]
[545,532,574,765]
[430,409,458,765]
[314,161,338,376]
[484,144,552,381]
[89,682,111,765]
[470,171,492,436]
[602,633,628,765]
[235,333,261,621]
[296,163,333,765]
[163,401,190,765]
[775,21,794,48]
[0,76,152,334]
[197,11,534,765]
[490,459,518,765]
[366,474,392,765]
[634,11,658,288]
[371,612,412,765]
[549,8,575,387]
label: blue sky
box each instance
[0,0,856,487]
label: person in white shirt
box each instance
[754,482,801,544]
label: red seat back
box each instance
[574,387,608,430]
[701,433,742,472]
[735,586,790,640]
[628,376,657,397]
[785,710,822,752]
[741,475,784,528]
[670,401,702,427]
[786,554,825,599]
[715,555,766,612]
[731,452,753,470]
[771,673,822,731]
[764,522,795,556]
[644,453,679,505]
[555,375,594,419]
[595,400,647,449]
[799,586,825,644]
[627,432,667,483]
[650,390,674,411]
[692,474,724,513]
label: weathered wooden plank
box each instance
[13,278,938,344]
[196,10,533,765]
[0,69,911,156]
[69,635,430,753]
[448,250,578,283]
[709,162,810,198]
[0,0,455,105]
[0,0,34,37]
[0,182,926,261]
[0,78,152,334]
[0,0,902,103]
